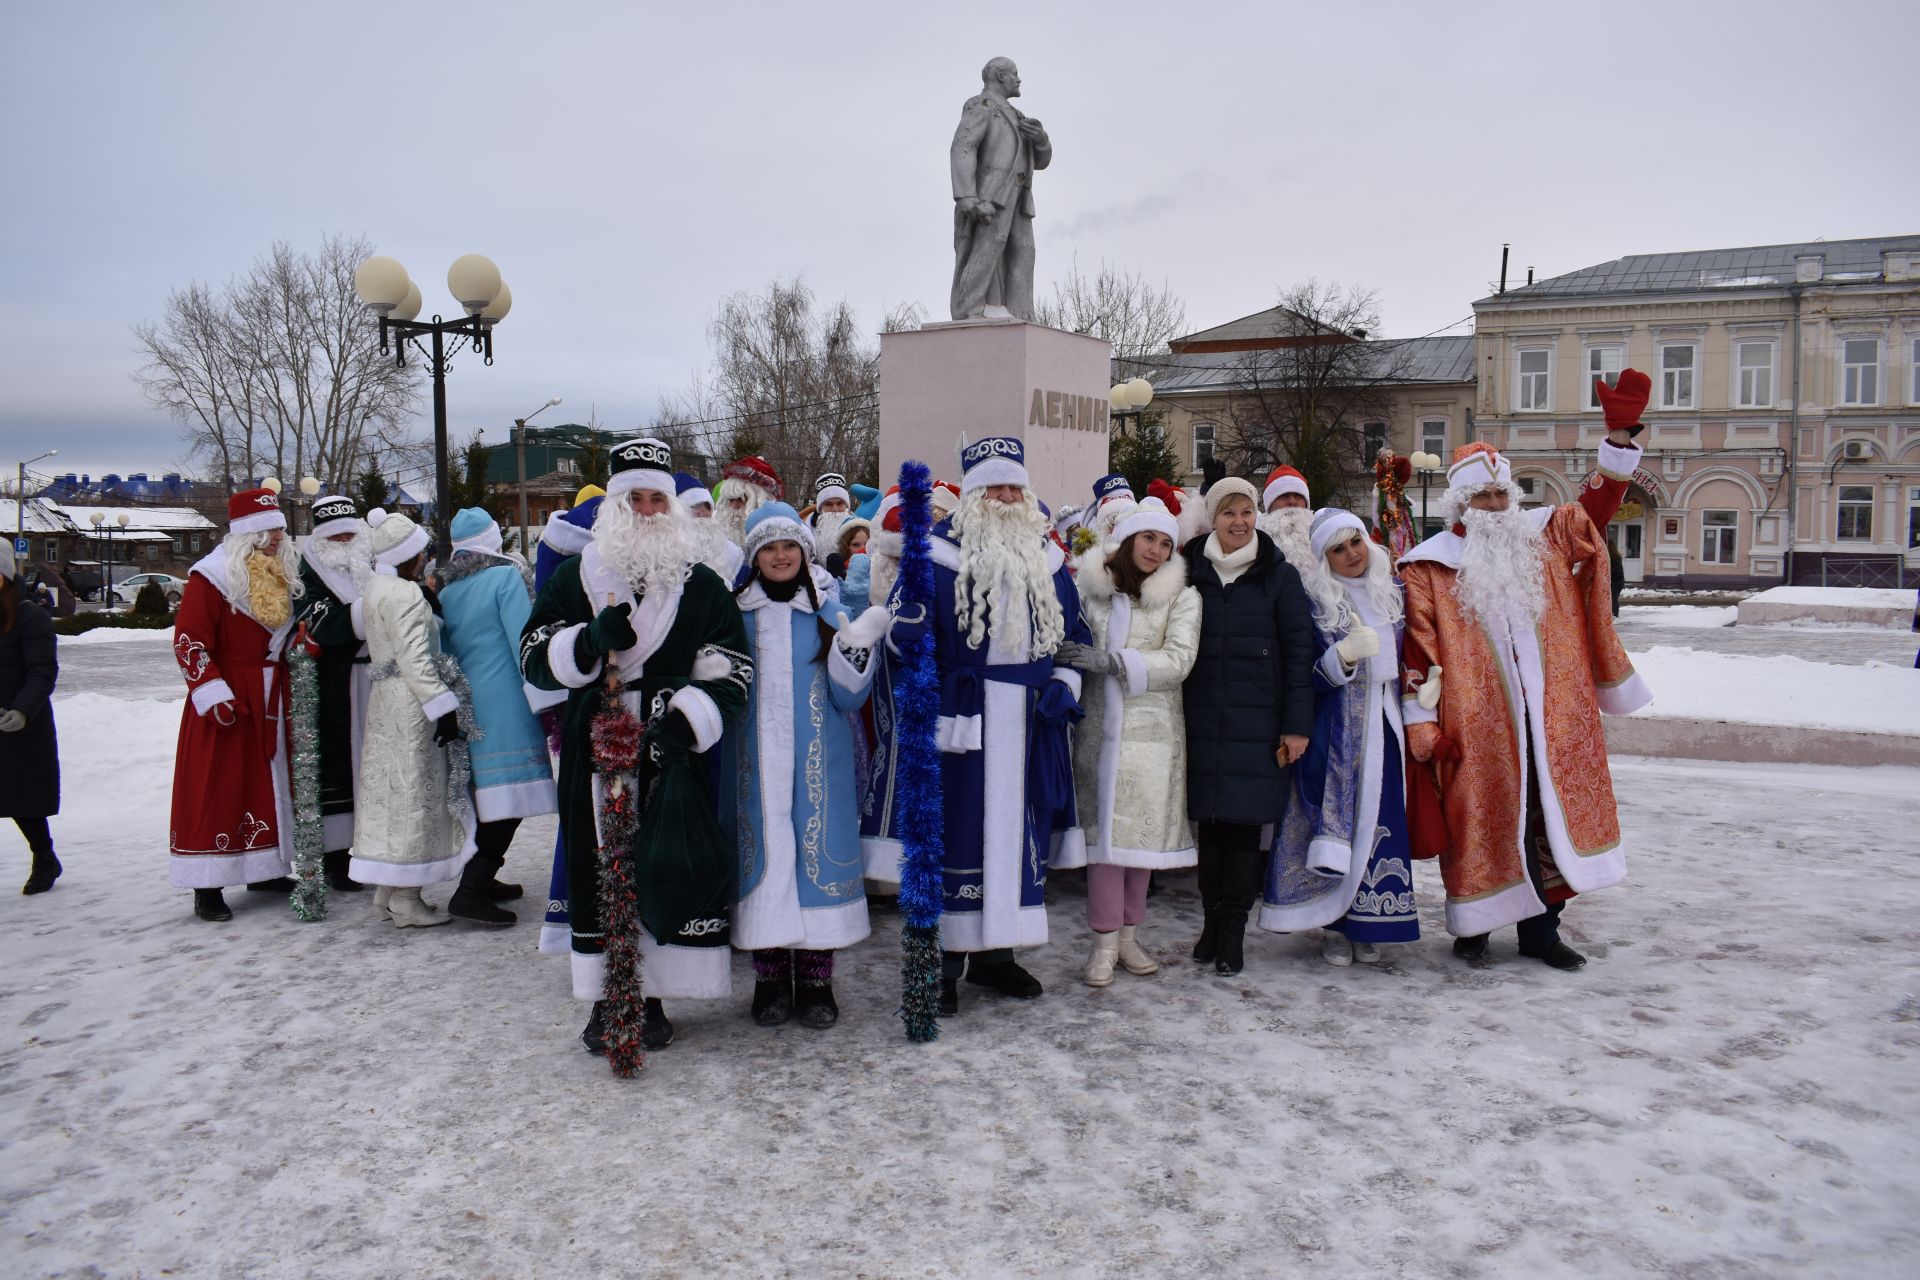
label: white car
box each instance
[110,572,189,608]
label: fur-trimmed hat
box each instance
[742,501,814,565]
[1262,466,1309,510]
[367,508,429,568]
[722,455,784,500]
[606,437,676,501]
[228,487,286,535]
[309,494,360,539]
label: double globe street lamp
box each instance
[88,510,130,605]
[1108,376,1154,435]
[353,253,512,558]
[1407,449,1446,539]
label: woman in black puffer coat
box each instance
[0,564,61,894]
[1181,478,1315,974]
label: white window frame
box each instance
[1700,509,1738,564]
[1516,346,1553,412]
[1910,338,1920,406]
[1659,342,1698,410]
[1734,339,1776,409]
[1908,486,1920,550]
[1836,485,1874,541]
[1191,421,1216,470]
[1586,344,1625,409]
[1841,337,1880,406]
[1419,417,1448,457]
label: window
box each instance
[1700,510,1738,564]
[1736,341,1774,407]
[1660,343,1696,409]
[1515,476,1539,507]
[1837,485,1873,540]
[1362,422,1386,464]
[1517,348,1552,411]
[189,533,203,553]
[1586,345,1624,409]
[1192,422,1215,469]
[1911,338,1919,404]
[144,545,160,563]
[1419,418,1447,457]
[1842,338,1879,405]
[1907,487,1920,549]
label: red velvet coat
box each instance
[167,547,294,888]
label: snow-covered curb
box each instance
[1625,645,1918,736]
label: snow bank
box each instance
[1619,605,1736,629]
[58,627,175,645]
[1627,644,1920,734]
[1738,586,1913,630]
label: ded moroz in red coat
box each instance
[168,540,297,888]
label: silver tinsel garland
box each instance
[287,642,328,922]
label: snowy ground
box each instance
[4,639,1920,1278]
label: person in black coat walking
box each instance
[1181,477,1315,974]
[0,561,61,894]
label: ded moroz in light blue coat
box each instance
[721,578,880,952]
[437,547,558,822]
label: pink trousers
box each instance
[1087,864,1151,933]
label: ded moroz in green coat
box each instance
[520,540,752,1003]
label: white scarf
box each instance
[1204,533,1259,586]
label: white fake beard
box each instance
[1258,507,1314,574]
[684,516,739,582]
[595,495,696,595]
[225,530,304,603]
[869,547,899,605]
[1455,507,1547,624]
[811,510,849,562]
[953,490,1065,656]
[302,530,374,596]
[714,479,770,546]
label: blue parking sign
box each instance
[12,538,25,557]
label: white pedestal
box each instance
[878,317,1112,509]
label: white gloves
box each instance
[1334,627,1382,668]
[0,709,25,733]
[837,604,895,651]
[1416,665,1443,710]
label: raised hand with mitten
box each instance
[1594,368,1651,441]
[1334,627,1381,669]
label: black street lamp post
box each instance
[354,254,512,561]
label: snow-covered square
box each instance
[3,632,1918,1278]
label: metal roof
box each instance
[1484,235,1920,304]
[51,503,217,531]
[0,499,78,536]
[1140,335,1475,395]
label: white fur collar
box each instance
[736,577,818,615]
[1073,544,1188,609]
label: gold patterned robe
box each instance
[1398,443,1652,936]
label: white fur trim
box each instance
[1595,438,1643,482]
[168,847,290,889]
[540,513,593,557]
[348,597,366,641]
[1049,826,1087,871]
[691,650,732,681]
[1049,666,1083,701]
[1401,697,1438,726]
[349,849,470,888]
[545,622,602,688]
[814,484,850,509]
[525,680,567,713]
[669,685,724,753]
[538,923,571,955]
[191,678,237,715]
[1597,669,1653,716]
[570,951,606,1001]
[680,487,714,510]
[1111,501,1179,546]
[605,467,675,500]
[1309,510,1368,561]
[827,636,879,698]
[637,930,732,999]
[228,510,287,536]
[375,525,430,568]
[473,778,559,822]
[861,835,903,884]
[1116,648,1148,697]
[1447,448,1512,489]
[1305,834,1352,878]
[936,713,983,753]
[959,456,1029,493]
[939,905,1049,952]
[420,689,459,721]
[733,603,798,949]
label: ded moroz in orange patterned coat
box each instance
[1397,439,1652,937]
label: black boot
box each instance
[1192,842,1223,962]
[193,888,232,922]
[965,957,1044,999]
[751,980,793,1026]
[247,877,296,892]
[1213,909,1247,975]
[447,854,516,926]
[1452,934,1491,964]
[1213,844,1260,975]
[640,998,674,1050]
[1191,911,1220,964]
[794,949,838,1028]
[1519,938,1588,970]
[1515,904,1582,968]
[581,1001,608,1055]
[485,880,524,902]
[322,851,363,892]
[939,978,960,1017]
[22,846,61,895]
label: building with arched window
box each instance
[1473,236,1920,587]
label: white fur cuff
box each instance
[570,951,606,1001]
[420,690,459,721]
[1401,697,1438,726]
[191,679,236,715]
[1596,438,1643,482]
[547,622,602,689]
[1050,666,1083,701]
[668,685,724,752]
[1596,669,1653,716]
[349,598,366,641]
[1116,649,1148,697]
[936,714,983,753]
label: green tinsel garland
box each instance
[287,641,328,922]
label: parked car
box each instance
[111,572,189,608]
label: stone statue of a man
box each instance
[949,57,1051,322]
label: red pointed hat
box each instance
[1262,465,1309,509]
[1145,477,1184,516]
[227,487,286,535]
[722,454,784,499]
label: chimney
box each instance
[1885,249,1914,284]
[1794,253,1824,283]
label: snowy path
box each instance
[4,647,1919,1277]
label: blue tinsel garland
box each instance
[892,460,945,1041]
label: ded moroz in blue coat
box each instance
[888,518,1091,953]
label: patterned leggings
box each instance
[751,948,833,983]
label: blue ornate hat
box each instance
[1092,473,1133,507]
[742,501,815,564]
[959,436,1029,494]
[674,470,713,508]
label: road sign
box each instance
[12,538,26,557]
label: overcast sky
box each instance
[3,0,1914,482]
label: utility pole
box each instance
[513,397,562,551]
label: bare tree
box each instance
[1034,257,1187,363]
[1216,280,1411,509]
[658,277,885,488]
[134,234,420,495]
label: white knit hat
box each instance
[1203,476,1259,519]
[367,508,430,568]
[1111,497,1179,545]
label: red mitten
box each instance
[1594,368,1651,435]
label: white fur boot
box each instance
[1116,925,1159,976]
[1321,929,1354,967]
[1083,931,1120,987]
[373,885,394,916]
[387,887,451,928]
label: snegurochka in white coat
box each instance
[1053,497,1202,988]
[722,503,888,1031]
